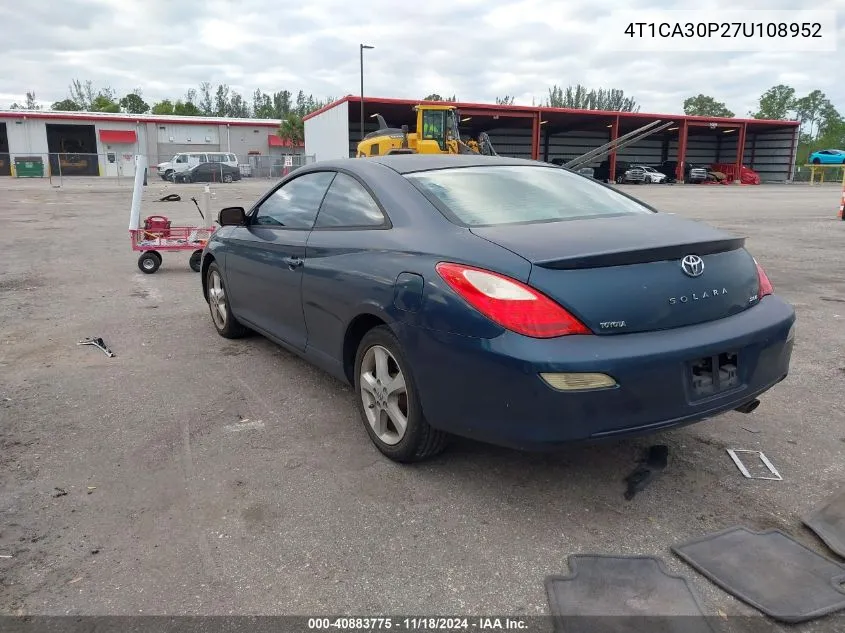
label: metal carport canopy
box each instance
[308,96,799,165]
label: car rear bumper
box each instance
[397,295,795,450]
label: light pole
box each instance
[360,43,374,142]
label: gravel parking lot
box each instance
[0,176,843,627]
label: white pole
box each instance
[129,154,147,230]
[202,184,213,229]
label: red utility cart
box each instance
[130,214,215,274]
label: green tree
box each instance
[90,93,120,112]
[794,89,833,139]
[295,90,306,116]
[278,112,304,146]
[227,91,250,118]
[273,90,292,118]
[68,79,96,110]
[815,117,845,150]
[173,100,201,116]
[682,94,734,117]
[423,93,457,102]
[253,89,274,119]
[66,80,119,112]
[817,103,843,138]
[751,84,795,120]
[150,99,174,115]
[546,84,639,112]
[547,84,585,108]
[214,84,230,117]
[50,98,81,111]
[198,82,213,115]
[9,91,40,110]
[119,90,149,113]
[495,95,515,105]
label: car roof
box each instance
[306,154,548,176]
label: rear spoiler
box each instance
[533,238,747,270]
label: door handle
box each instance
[283,256,303,269]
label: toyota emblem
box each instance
[681,254,704,277]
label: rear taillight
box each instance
[754,258,774,298]
[435,262,591,338]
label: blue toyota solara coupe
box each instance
[200,154,795,463]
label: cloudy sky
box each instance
[0,0,842,117]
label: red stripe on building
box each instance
[268,134,303,148]
[99,130,137,143]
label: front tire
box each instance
[353,326,447,463]
[138,251,161,274]
[222,173,233,183]
[206,262,248,338]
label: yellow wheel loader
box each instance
[356,104,497,157]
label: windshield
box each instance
[406,165,655,226]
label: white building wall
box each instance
[305,100,350,162]
[142,123,157,161]
[224,124,275,158]
[156,123,220,145]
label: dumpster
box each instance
[14,156,44,178]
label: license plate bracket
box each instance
[688,351,740,399]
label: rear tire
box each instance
[189,249,202,272]
[206,262,248,338]
[353,325,447,463]
[812,158,821,164]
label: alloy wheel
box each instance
[208,270,227,329]
[359,344,408,445]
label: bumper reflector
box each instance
[540,372,617,391]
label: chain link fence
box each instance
[0,152,317,187]
[791,164,845,184]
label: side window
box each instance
[175,155,187,164]
[196,154,207,162]
[253,172,336,229]
[228,154,237,163]
[315,173,386,229]
[208,154,222,163]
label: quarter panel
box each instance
[301,223,534,364]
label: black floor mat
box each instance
[803,487,845,559]
[545,555,714,633]
[672,526,845,623]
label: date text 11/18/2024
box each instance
[307,617,529,630]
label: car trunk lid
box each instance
[470,213,759,334]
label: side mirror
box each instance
[218,206,246,226]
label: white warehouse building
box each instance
[0,110,304,178]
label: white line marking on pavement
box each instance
[222,419,265,433]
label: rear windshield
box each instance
[405,165,655,226]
